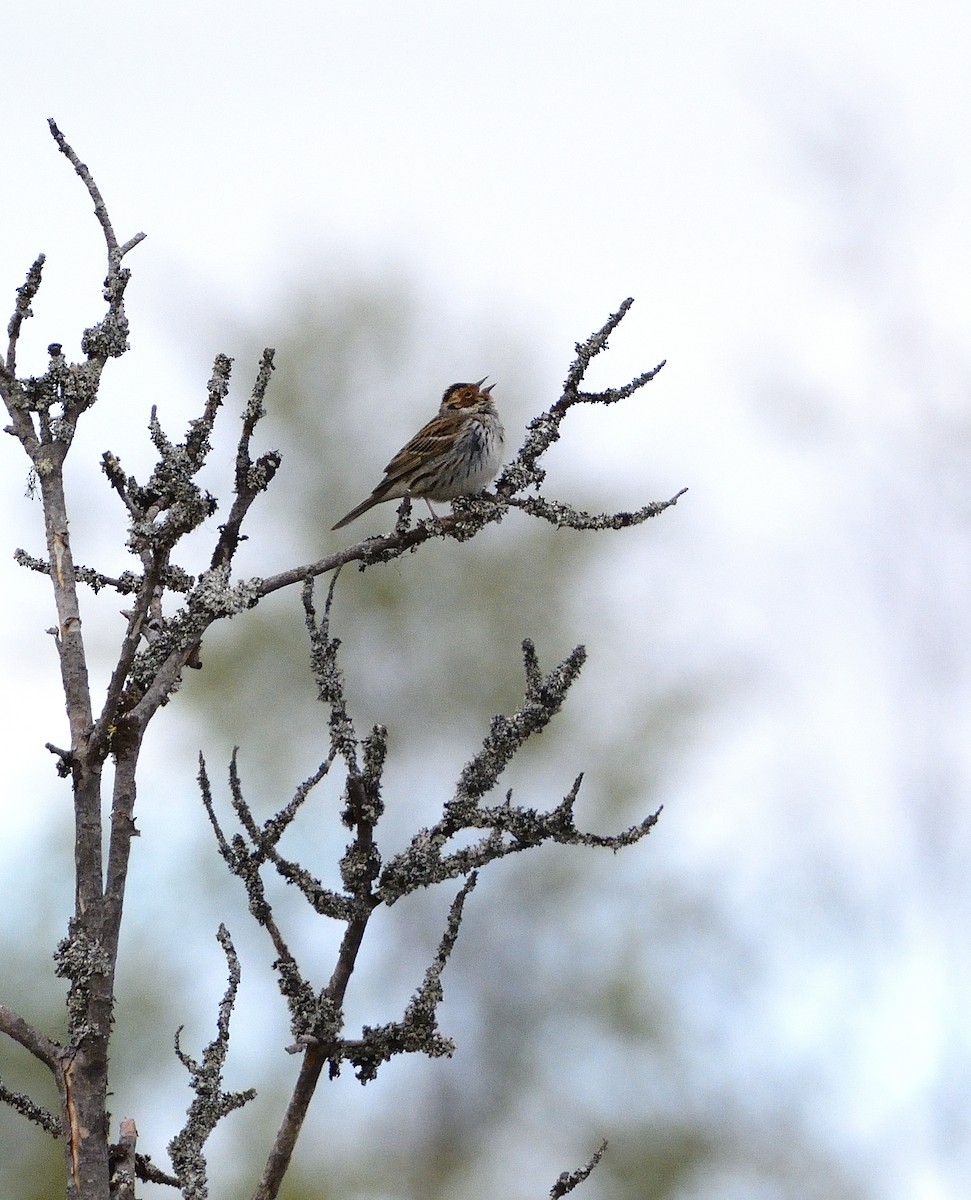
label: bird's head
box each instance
[440,377,497,413]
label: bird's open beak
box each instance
[476,376,496,394]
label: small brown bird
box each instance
[331,379,505,530]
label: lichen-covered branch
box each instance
[211,349,281,573]
[459,638,587,802]
[133,1154,179,1188]
[549,1140,609,1198]
[380,776,660,903]
[497,298,664,495]
[3,118,678,1200]
[3,253,46,385]
[203,595,661,1200]
[506,487,688,530]
[89,350,277,752]
[12,547,181,597]
[167,927,256,1200]
[0,1078,60,1138]
[254,298,679,591]
[340,873,477,1083]
[0,122,149,1200]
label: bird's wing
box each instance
[381,411,466,483]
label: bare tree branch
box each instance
[167,927,256,1199]
[341,873,477,1083]
[506,487,688,529]
[47,118,146,264]
[3,254,46,381]
[497,300,665,496]
[108,1118,138,1200]
[4,121,679,1200]
[251,1043,326,1200]
[134,1154,180,1188]
[13,547,166,597]
[208,591,662,1200]
[549,1140,608,1198]
[0,122,149,1199]
[211,349,281,573]
[0,1079,60,1138]
[0,1004,62,1070]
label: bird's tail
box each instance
[331,493,382,530]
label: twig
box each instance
[506,487,688,530]
[47,119,145,262]
[0,1079,60,1137]
[260,753,337,849]
[167,927,256,1199]
[211,350,281,572]
[381,776,661,902]
[13,547,156,596]
[497,299,666,497]
[45,741,76,778]
[549,1140,608,1197]
[199,754,320,962]
[0,1003,61,1069]
[134,1155,180,1187]
[114,352,281,728]
[454,639,587,803]
[4,254,46,376]
[342,874,477,1082]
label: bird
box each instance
[331,378,505,530]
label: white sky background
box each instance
[2,2,971,1198]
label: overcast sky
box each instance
[2,4,970,1198]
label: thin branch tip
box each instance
[550,1140,608,1198]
